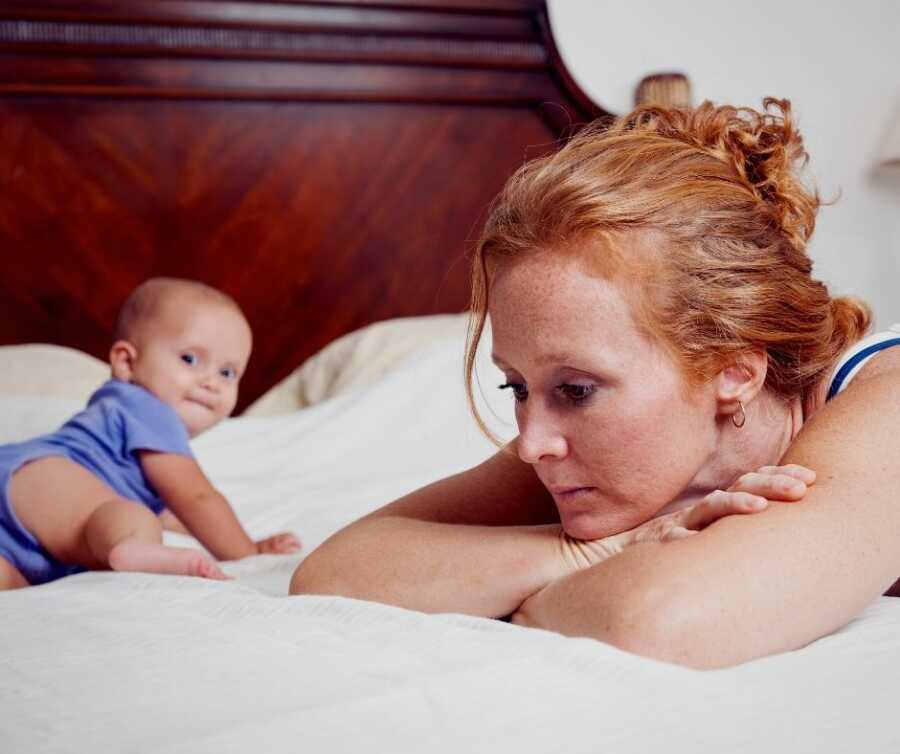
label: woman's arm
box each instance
[141,452,300,560]
[290,442,803,616]
[513,365,900,669]
[289,445,574,617]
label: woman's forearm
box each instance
[512,541,690,661]
[290,517,570,617]
[291,448,564,615]
[513,490,900,669]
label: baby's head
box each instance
[110,277,253,437]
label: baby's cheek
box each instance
[224,390,239,416]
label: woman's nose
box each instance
[516,408,568,464]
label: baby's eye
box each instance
[556,383,596,404]
[180,353,198,366]
[220,366,238,380]
[498,382,528,402]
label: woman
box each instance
[290,99,900,668]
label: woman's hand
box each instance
[255,532,302,555]
[514,464,816,627]
[557,464,815,572]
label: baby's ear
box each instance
[109,340,138,381]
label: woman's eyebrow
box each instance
[492,351,590,368]
[534,351,580,366]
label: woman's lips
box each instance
[548,485,595,500]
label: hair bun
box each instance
[623,98,820,253]
[829,296,873,355]
[699,97,820,252]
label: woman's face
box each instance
[489,251,720,539]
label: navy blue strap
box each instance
[826,337,900,401]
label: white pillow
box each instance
[0,316,475,423]
[0,344,108,443]
[0,343,108,401]
[244,313,470,416]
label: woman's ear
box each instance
[714,349,768,419]
[109,340,138,382]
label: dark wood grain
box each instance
[0,0,607,411]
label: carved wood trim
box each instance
[0,19,546,67]
[0,1,609,409]
[0,0,602,125]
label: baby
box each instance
[0,277,300,589]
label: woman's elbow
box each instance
[600,605,715,670]
[595,587,753,670]
[289,552,352,598]
[528,576,745,670]
[289,561,325,596]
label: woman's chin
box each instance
[559,506,645,541]
[559,514,615,541]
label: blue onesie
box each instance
[0,380,193,585]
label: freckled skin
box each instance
[489,252,723,539]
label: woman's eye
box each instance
[180,353,197,366]
[498,382,528,402]
[220,367,237,380]
[556,383,596,404]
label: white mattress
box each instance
[2,336,898,752]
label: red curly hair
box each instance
[466,98,870,421]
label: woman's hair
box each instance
[466,97,871,423]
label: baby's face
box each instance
[128,298,253,436]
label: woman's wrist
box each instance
[511,524,624,613]
[557,530,625,572]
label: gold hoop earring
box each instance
[732,400,746,429]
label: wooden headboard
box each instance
[0,0,606,411]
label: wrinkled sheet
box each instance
[1,338,898,752]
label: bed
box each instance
[2,2,899,752]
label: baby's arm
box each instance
[140,452,300,560]
[159,509,294,552]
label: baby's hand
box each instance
[255,532,302,555]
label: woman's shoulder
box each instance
[856,342,900,382]
[827,324,900,399]
[797,325,900,462]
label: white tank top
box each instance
[826,323,900,401]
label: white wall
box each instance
[548,0,900,326]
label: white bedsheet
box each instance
[2,337,899,752]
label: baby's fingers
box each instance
[257,532,302,555]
